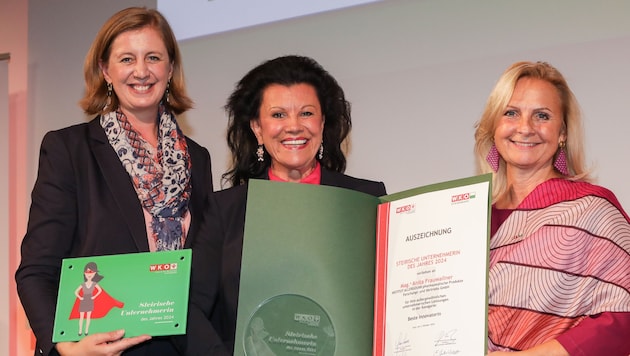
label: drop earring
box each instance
[164,79,171,104]
[486,143,500,173]
[554,141,569,175]
[256,144,264,162]
[105,82,113,109]
[318,143,324,160]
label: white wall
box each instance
[175,0,630,208]
[29,0,630,206]
[25,0,630,211]
[158,0,382,40]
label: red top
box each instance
[267,162,322,185]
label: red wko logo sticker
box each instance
[395,203,415,214]
[451,191,476,204]
[149,263,178,272]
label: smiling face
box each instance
[494,77,566,179]
[84,269,96,281]
[250,83,325,181]
[100,26,173,123]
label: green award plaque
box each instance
[52,249,192,342]
[243,294,335,355]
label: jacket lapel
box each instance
[320,167,337,186]
[88,118,149,251]
[184,141,206,249]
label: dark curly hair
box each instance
[222,55,352,187]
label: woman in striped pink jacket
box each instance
[475,61,630,356]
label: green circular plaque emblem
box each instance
[243,294,336,355]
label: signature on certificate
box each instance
[434,329,458,346]
[394,332,412,355]
[433,348,462,356]
[433,329,461,355]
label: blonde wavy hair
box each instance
[474,61,591,202]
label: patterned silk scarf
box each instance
[100,106,192,251]
[487,178,630,351]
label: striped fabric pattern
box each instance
[488,179,630,351]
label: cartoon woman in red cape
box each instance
[69,262,124,336]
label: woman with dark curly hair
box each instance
[222,54,354,187]
[186,55,386,354]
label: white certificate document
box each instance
[373,174,491,356]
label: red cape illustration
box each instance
[69,288,124,319]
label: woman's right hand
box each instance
[55,329,151,356]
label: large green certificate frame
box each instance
[235,174,491,355]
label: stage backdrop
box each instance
[25,0,630,206]
[167,0,630,207]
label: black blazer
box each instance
[15,118,213,356]
[186,169,386,355]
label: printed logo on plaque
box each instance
[244,294,335,355]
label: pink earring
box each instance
[554,141,569,175]
[486,144,500,172]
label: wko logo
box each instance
[149,263,178,272]
[294,313,321,327]
[395,203,416,214]
[451,192,476,204]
